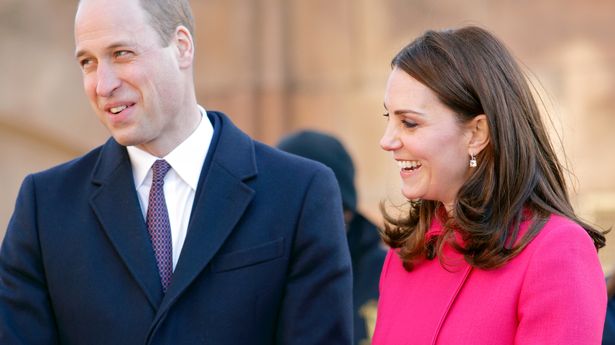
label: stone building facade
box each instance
[2,0,614,272]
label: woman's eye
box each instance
[382,112,390,118]
[402,120,417,128]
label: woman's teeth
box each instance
[398,160,421,171]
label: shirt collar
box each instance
[127,105,213,190]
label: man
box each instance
[0,0,352,344]
[277,131,387,345]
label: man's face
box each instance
[75,0,190,156]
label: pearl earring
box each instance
[469,153,477,168]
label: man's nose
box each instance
[96,63,121,97]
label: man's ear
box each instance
[173,25,194,69]
[467,114,490,155]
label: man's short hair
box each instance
[140,0,195,45]
[79,0,195,45]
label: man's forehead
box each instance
[74,0,147,47]
[74,0,153,57]
[75,0,143,27]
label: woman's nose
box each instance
[380,122,402,151]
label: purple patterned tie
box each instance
[146,159,173,292]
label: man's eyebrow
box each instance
[75,42,133,60]
[75,48,88,60]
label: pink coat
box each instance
[372,214,606,345]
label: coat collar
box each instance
[89,112,257,319]
[154,111,257,319]
[89,138,165,309]
[425,214,473,344]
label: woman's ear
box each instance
[467,114,490,155]
[173,25,194,69]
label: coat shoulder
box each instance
[525,214,595,253]
[28,142,108,189]
[254,141,330,169]
[253,141,335,180]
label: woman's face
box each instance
[380,67,474,210]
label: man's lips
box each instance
[110,105,128,114]
[103,102,135,115]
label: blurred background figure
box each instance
[278,130,386,345]
[604,276,615,344]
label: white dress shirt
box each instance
[127,106,213,270]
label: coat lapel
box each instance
[89,139,164,310]
[424,220,473,344]
[429,259,472,345]
[153,112,257,320]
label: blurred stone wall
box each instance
[2,0,615,271]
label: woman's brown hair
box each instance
[380,26,606,270]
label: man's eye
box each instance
[114,50,131,58]
[79,58,93,69]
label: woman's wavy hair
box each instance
[380,26,606,270]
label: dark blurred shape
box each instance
[603,277,615,344]
[277,130,357,212]
[277,130,386,345]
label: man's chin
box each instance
[109,132,142,147]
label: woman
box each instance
[373,26,607,344]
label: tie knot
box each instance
[151,160,171,183]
